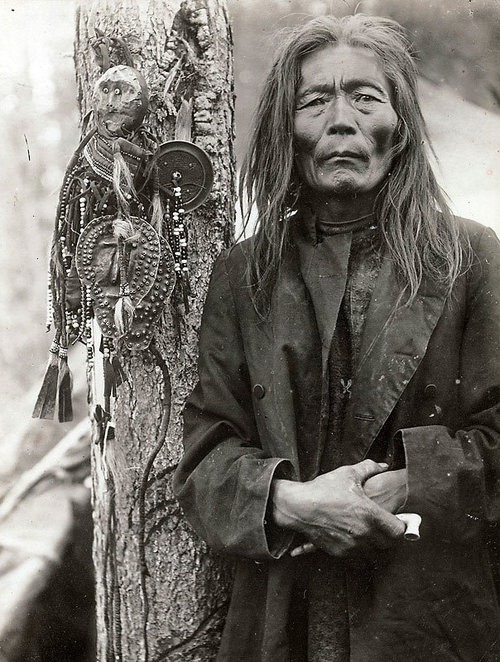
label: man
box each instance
[173,14,500,662]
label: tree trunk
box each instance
[74,2,234,660]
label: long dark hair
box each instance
[239,14,466,317]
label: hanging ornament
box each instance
[75,214,175,350]
[145,140,213,310]
[148,139,214,212]
[32,35,213,424]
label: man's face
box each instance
[293,44,398,198]
[94,65,148,138]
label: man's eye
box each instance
[353,93,378,103]
[309,97,326,106]
[297,96,327,110]
[102,86,109,94]
[114,88,121,96]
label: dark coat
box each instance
[174,217,500,661]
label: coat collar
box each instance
[296,229,352,369]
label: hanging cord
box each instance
[110,488,123,662]
[167,175,191,312]
[137,341,172,662]
[103,473,123,662]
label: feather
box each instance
[174,97,193,142]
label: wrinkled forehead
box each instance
[297,43,396,102]
[299,44,388,85]
[95,65,144,92]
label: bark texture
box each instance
[74,2,234,660]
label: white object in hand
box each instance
[290,513,422,556]
[396,513,422,541]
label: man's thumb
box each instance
[352,459,389,484]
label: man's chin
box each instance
[319,175,360,198]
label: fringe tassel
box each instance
[112,217,136,336]
[175,96,193,142]
[32,342,60,420]
[114,295,134,336]
[57,349,73,422]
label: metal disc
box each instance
[152,140,213,212]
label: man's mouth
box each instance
[323,150,366,161]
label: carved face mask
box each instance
[93,65,149,138]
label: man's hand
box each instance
[364,469,407,513]
[272,459,405,558]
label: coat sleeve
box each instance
[173,250,296,560]
[399,226,500,541]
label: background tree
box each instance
[74,1,234,660]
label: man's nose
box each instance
[325,96,356,135]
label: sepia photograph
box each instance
[0,0,499,660]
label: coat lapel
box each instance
[296,233,353,475]
[261,243,317,473]
[342,253,449,464]
[263,232,351,478]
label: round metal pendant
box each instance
[152,140,213,211]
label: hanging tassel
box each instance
[57,347,73,422]
[151,190,164,235]
[112,217,135,241]
[32,341,60,420]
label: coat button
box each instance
[253,384,266,399]
[424,383,437,397]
